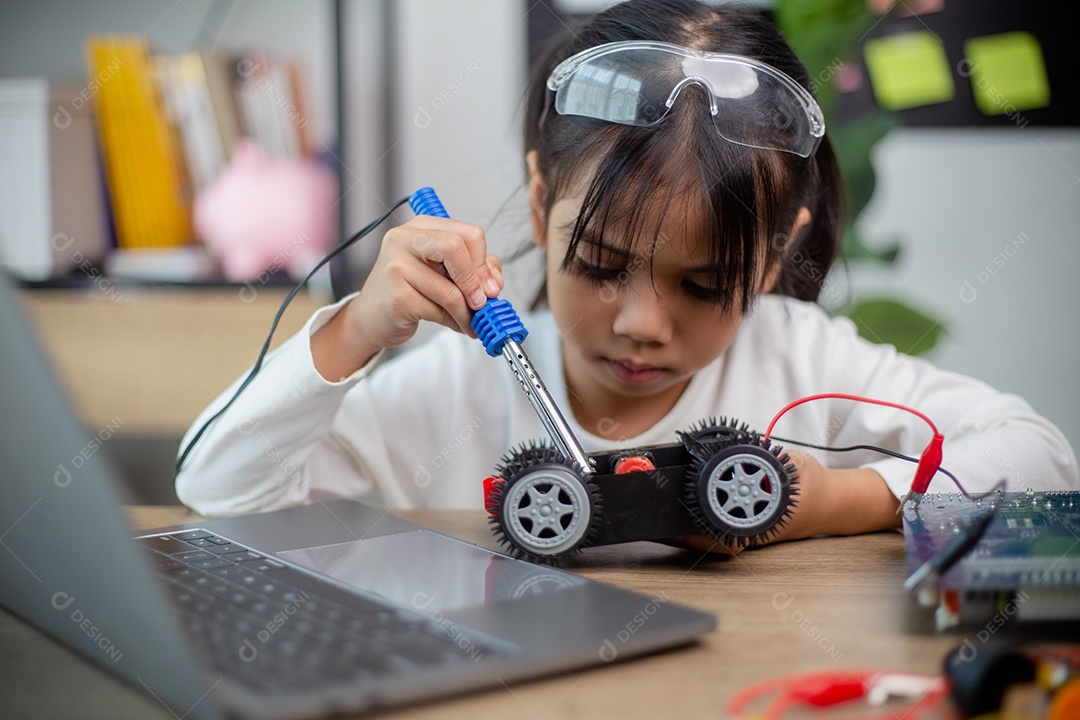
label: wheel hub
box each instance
[501,466,593,556]
[704,452,782,528]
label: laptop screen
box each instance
[277,529,584,613]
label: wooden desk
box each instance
[2,507,966,719]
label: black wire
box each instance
[936,468,1007,502]
[174,196,411,476]
[770,435,1006,502]
[771,435,919,463]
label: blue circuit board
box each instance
[903,491,1080,590]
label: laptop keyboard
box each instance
[137,530,504,694]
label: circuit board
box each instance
[904,491,1080,590]
[902,491,1080,625]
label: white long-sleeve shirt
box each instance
[175,294,1078,517]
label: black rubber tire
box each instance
[494,462,599,561]
[688,443,794,543]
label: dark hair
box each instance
[524,0,842,313]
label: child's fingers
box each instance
[432,236,488,311]
[487,254,504,289]
[405,264,479,337]
[402,220,498,311]
[406,291,474,338]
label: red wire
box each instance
[764,393,940,440]
[726,669,950,720]
[729,402,952,720]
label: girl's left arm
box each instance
[706,378,1078,550]
[682,300,1078,552]
[778,452,905,538]
[831,351,1079,500]
[783,384,1077,544]
[795,320,1080,541]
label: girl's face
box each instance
[533,189,778,438]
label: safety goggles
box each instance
[546,41,825,157]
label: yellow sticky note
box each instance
[864,31,955,111]
[963,32,1050,116]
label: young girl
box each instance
[176,0,1077,553]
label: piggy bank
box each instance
[194,140,338,282]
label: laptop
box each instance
[0,272,715,720]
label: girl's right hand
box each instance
[312,216,503,380]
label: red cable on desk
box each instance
[726,668,950,720]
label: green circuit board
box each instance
[903,490,1080,590]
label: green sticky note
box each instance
[964,32,1050,116]
[864,31,955,111]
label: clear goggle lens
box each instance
[547,41,825,158]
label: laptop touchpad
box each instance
[276,530,582,613]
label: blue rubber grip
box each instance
[409,187,528,355]
[471,299,528,356]
[409,187,449,219]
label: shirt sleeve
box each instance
[174,294,383,516]
[175,295,521,517]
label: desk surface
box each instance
[2,506,966,719]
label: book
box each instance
[200,50,243,160]
[0,78,109,280]
[77,37,313,268]
[86,35,192,250]
[234,49,307,159]
[156,52,226,191]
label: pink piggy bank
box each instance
[194,140,338,282]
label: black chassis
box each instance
[486,426,798,563]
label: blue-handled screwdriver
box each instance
[408,187,594,476]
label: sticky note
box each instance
[864,31,955,111]
[963,32,1050,116]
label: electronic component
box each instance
[944,641,1080,719]
[904,506,996,593]
[903,490,1080,628]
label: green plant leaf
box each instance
[843,298,945,356]
[777,3,948,356]
[776,0,901,266]
[775,0,875,117]
[834,113,901,262]
[831,113,896,223]
[841,226,900,263]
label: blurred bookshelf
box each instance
[0,0,346,290]
[3,0,533,501]
[0,0,349,503]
